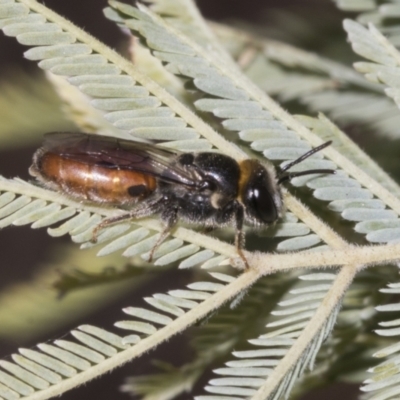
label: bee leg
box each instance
[91,197,163,243]
[234,206,250,269]
[91,213,134,243]
[148,206,178,262]
[147,226,171,263]
[201,226,215,234]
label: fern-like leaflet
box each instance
[0,1,400,400]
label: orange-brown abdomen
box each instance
[32,151,157,205]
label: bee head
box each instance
[238,141,334,225]
[239,160,283,226]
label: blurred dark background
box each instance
[0,1,359,399]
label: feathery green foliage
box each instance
[0,1,400,400]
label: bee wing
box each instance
[41,132,198,187]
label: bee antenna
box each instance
[278,169,335,184]
[277,141,335,185]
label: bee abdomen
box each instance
[31,151,156,205]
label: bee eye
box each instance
[240,162,281,225]
[248,184,277,223]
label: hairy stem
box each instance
[251,265,357,400]
[250,243,400,273]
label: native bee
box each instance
[30,133,333,266]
